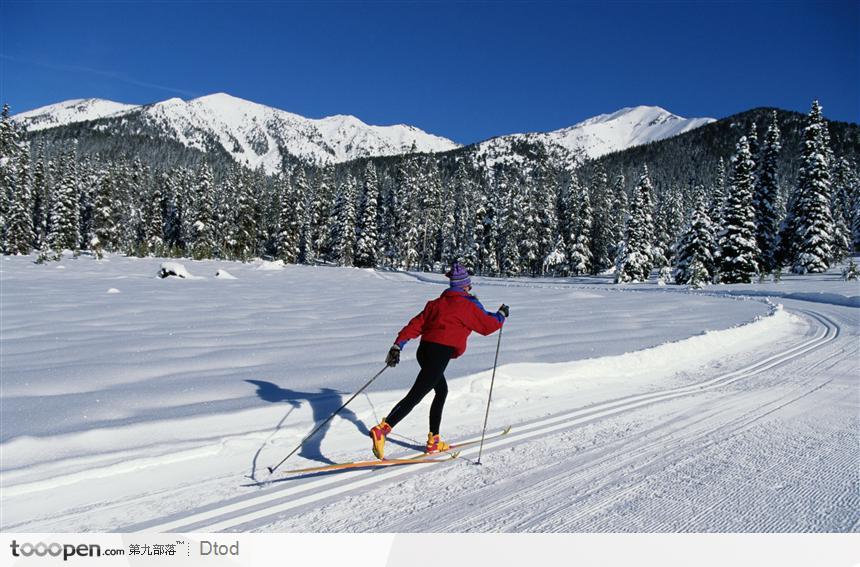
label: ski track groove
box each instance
[377,312,850,532]
[432,366,839,532]
[120,306,841,532]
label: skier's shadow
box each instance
[246,380,371,475]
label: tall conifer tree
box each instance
[718,136,759,283]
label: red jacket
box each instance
[395,289,505,358]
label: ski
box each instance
[405,425,512,460]
[278,426,510,475]
[281,451,459,475]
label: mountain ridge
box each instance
[13,94,714,173]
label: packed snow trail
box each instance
[117,303,853,532]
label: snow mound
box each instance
[215,269,237,279]
[710,289,860,308]
[472,306,798,392]
[255,260,285,271]
[158,262,197,279]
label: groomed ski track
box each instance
[124,294,858,533]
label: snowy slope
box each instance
[13,93,460,172]
[475,106,714,167]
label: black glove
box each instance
[498,304,510,318]
[386,345,401,367]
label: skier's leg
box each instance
[385,342,452,427]
[385,367,436,427]
[428,376,448,435]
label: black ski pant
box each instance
[385,341,454,435]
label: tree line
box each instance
[1,100,857,284]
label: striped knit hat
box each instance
[446,263,472,290]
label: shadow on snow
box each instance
[246,379,372,479]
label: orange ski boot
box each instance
[370,420,392,459]
[425,433,451,454]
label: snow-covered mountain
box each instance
[474,106,715,168]
[13,93,460,173]
[14,97,713,174]
[13,98,139,132]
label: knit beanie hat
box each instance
[446,263,472,290]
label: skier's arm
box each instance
[394,303,429,348]
[464,296,505,336]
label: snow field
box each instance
[0,255,853,531]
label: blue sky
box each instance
[1,1,857,144]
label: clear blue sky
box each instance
[1,1,857,144]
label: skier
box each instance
[370,263,509,459]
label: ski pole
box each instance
[476,324,503,465]
[267,365,389,475]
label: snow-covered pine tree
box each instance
[777,189,799,269]
[589,166,615,273]
[439,187,458,264]
[91,167,118,259]
[718,136,759,283]
[379,171,398,268]
[673,196,717,285]
[615,166,654,283]
[211,171,233,258]
[0,103,16,253]
[753,111,782,273]
[830,208,852,263]
[394,156,420,269]
[47,144,81,257]
[533,166,558,270]
[543,235,567,276]
[853,200,860,254]
[686,255,710,289]
[709,157,727,230]
[77,155,97,252]
[161,169,183,255]
[497,170,522,276]
[271,172,298,262]
[172,167,194,253]
[124,158,147,254]
[331,173,357,266]
[519,174,541,276]
[449,164,473,265]
[842,258,859,281]
[250,169,268,256]
[276,173,300,263]
[840,160,860,253]
[231,170,258,261]
[482,183,500,276]
[567,179,592,276]
[791,100,833,274]
[660,186,684,267]
[311,166,335,261]
[30,142,48,250]
[608,173,627,261]
[417,162,443,270]
[140,172,167,256]
[355,162,380,268]
[747,122,760,174]
[467,186,488,273]
[6,135,34,255]
[190,164,216,260]
[830,157,858,259]
[651,210,670,270]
